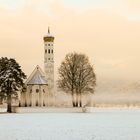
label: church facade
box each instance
[20,28,54,107]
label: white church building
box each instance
[20,28,55,107]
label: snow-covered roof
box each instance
[26,66,47,85]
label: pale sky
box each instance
[0,0,140,82]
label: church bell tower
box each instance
[43,27,54,94]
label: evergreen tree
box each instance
[0,57,26,112]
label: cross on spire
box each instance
[48,27,50,34]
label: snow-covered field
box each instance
[0,109,140,140]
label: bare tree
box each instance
[75,54,96,107]
[57,53,96,107]
[57,53,79,107]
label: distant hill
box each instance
[96,79,140,94]
[93,79,140,107]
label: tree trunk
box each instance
[7,95,12,113]
[0,97,2,104]
[76,94,79,107]
[79,93,82,107]
[72,93,76,107]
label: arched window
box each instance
[48,44,50,46]
[45,49,47,53]
[36,89,39,93]
[52,50,53,53]
[48,49,50,54]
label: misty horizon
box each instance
[0,0,140,82]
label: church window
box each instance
[45,49,47,53]
[36,101,38,106]
[52,50,53,53]
[48,49,50,53]
[36,89,39,93]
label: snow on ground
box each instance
[0,109,140,140]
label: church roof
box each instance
[26,65,48,85]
